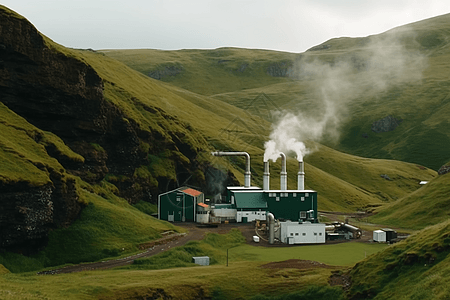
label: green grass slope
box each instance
[370,171,450,230]
[0,229,389,299]
[0,102,83,187]
[0,5,446,278]
[348,218,450,299]
[101,47,297,96]
[106,14,450,171]
[2,4,439,214]
[52,36,437,212]
[0,178,180,273]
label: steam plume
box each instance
[264,32,427,161]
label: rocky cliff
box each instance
[0,6,226,253]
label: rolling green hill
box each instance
[0,4,447,285]
[370,171,450,230]
[348,218,450,299]
[104,14,450,172]
[101,47,297,96]
[3,4,450,300]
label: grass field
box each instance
[231,242,387,266]
[3,5,450,299]
[0,179,181,273]
[0,229,387,300]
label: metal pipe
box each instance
[267,212,275,244]
[211,151,251,188]
[297,161,305,190]
[280,152,287,191]
[263,161,270,191]
[342,223,362,239]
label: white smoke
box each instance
[264,32,427,161]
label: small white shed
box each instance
[192,256,210,266]
[373,230,386,242]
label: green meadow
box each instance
[2,4,450,299]
[0,229,386,299]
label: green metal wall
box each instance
[230,191,318,222]
[159,191,195,222]
[264,192,317,222]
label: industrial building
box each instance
[158,187,204,222]
[158,151,330,244]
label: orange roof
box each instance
[197,203,209,208]
[182,188,202,197]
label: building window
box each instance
[314,232,317,236]
[301,197,305,201]
[305,193,309,197]
[302,233,306,236]
[300,211,306,219]
[176,197,181,202]
[319,233,322,236]
[293,193,297,197]
[276,196,280,202]
[290,233,294,236]
[295,233,299,236]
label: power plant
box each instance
[158,151,361,245]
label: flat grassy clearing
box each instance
[0,262,339,300]
[230,242,388,266]
[0,227,387,299]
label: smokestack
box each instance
[211,151,251,188]
[297,161,305,190]
[263,161,270,191]
[280,152,287,191]
[267,212,275,244]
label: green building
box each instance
[158,187,204,222]
[228,187,318,223]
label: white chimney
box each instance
[280,152,287,191]
[263,161,270,191]
[297,161,305,190]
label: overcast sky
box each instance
[2,0,449,53]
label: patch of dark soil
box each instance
[329,270,351,291]
[261,259,333,270]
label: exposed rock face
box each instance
[148,65,183,80]
[0,176,82,253]
[266,61,293,77]
[0,8,146,193]
[438,164,450,175]
[0,8,212,252]
[371,115,403,133]
[0,8,144,251]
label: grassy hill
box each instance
[101,47,297,96]
[49,32,437,213]
[0,3,447,285]
[104,14,450,171]
[348,218,450,299]
[3,5,450,300]
[370,171,450,230]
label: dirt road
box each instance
[38,223,252,275]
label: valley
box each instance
[1,4,450,299]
